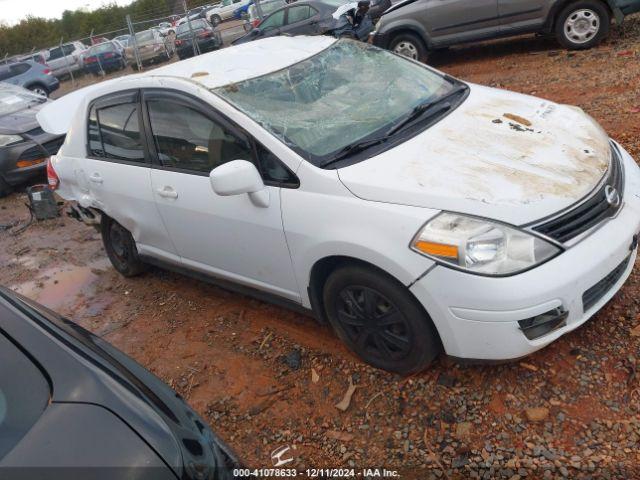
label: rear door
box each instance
[281,4,321,35]
[420,0,500,45]
[142,89,300,301]
[83,90,178,258]
[497,0,548,31]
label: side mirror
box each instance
[209,160,269,207]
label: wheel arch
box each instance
[383,23,432,50]
[544,0,616,32]
[307,255,428,325]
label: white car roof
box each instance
[153,36,335,89]
[37,36,336,135]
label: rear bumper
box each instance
[370,31,389,49]
[84,58,122,73]
[409,141,640,360]
[619,0,640,15]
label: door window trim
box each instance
[139,88,299,188]
[85,89,152,167]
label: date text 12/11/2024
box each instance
[232,468,401,477]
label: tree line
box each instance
[0,0,207,57]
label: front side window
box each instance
[214,40,459,166]
[147,100,252,174]
[0,332,50,459]
[89,102,145,163]
[260,9,285,29]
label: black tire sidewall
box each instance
[101,216,146,277]
[389,33,428,62]
[323,265,441,374]
[555,0,610,50]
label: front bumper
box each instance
[410,141,640,360]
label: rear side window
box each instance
[9,64,30,76]
[287,5,315,23]
[48,47,63,60]
[88,102,145,163]
[0,333,49,459]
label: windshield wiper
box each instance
[321,135,392,167]
[386,84,469,137]
[321,83,469,168]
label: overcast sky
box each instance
[0,0,134,26]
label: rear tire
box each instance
[389,32,428,62]
[211,14,221,26]
[101,215,148,277]
[28,84,49,97]
[323,264,441,374]
[555,0,610,50]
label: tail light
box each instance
[85,56,97,63]
[198,30,213,38]
[47,157,60,190]
[252,19,261,27]
[104,52,115,58]
[175,39,183,46]
[42,68,52,75]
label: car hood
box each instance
[337,83,611,226]
[0,102,43,134]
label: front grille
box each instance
[532,144,624,244]
[582,255,630,312]
[18,136,65,161]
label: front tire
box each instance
[555,0,610,50]
[389,32,428,62]
[323,264,441,374]
[101,215,147,277]
[28,84,49,97]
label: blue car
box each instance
[234,0,253,19]
[0,60,59,98]
[83,41,127,76]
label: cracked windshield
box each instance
[214,40,453,163]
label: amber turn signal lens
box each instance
[414,241,458,259]
[16,158,47,169]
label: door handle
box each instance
[89,173,103,184]
[157,186,178,199]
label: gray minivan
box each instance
[370,0,640,60]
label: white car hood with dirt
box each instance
[337,83,611,226]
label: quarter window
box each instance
[147,100,252,174]
[261,9,285,29]
[9,63,30,76]
[88,102,145,163]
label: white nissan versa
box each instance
[38,37,640,374]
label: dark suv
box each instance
[370,0,640,61]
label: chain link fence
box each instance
[2,2,255,90]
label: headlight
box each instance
[0,134,22,147]
[411,212,561,276]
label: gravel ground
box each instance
[3,16,640,479]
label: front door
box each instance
[498,0,547,31]
[142,90,300,301]
[422,0,500,45]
